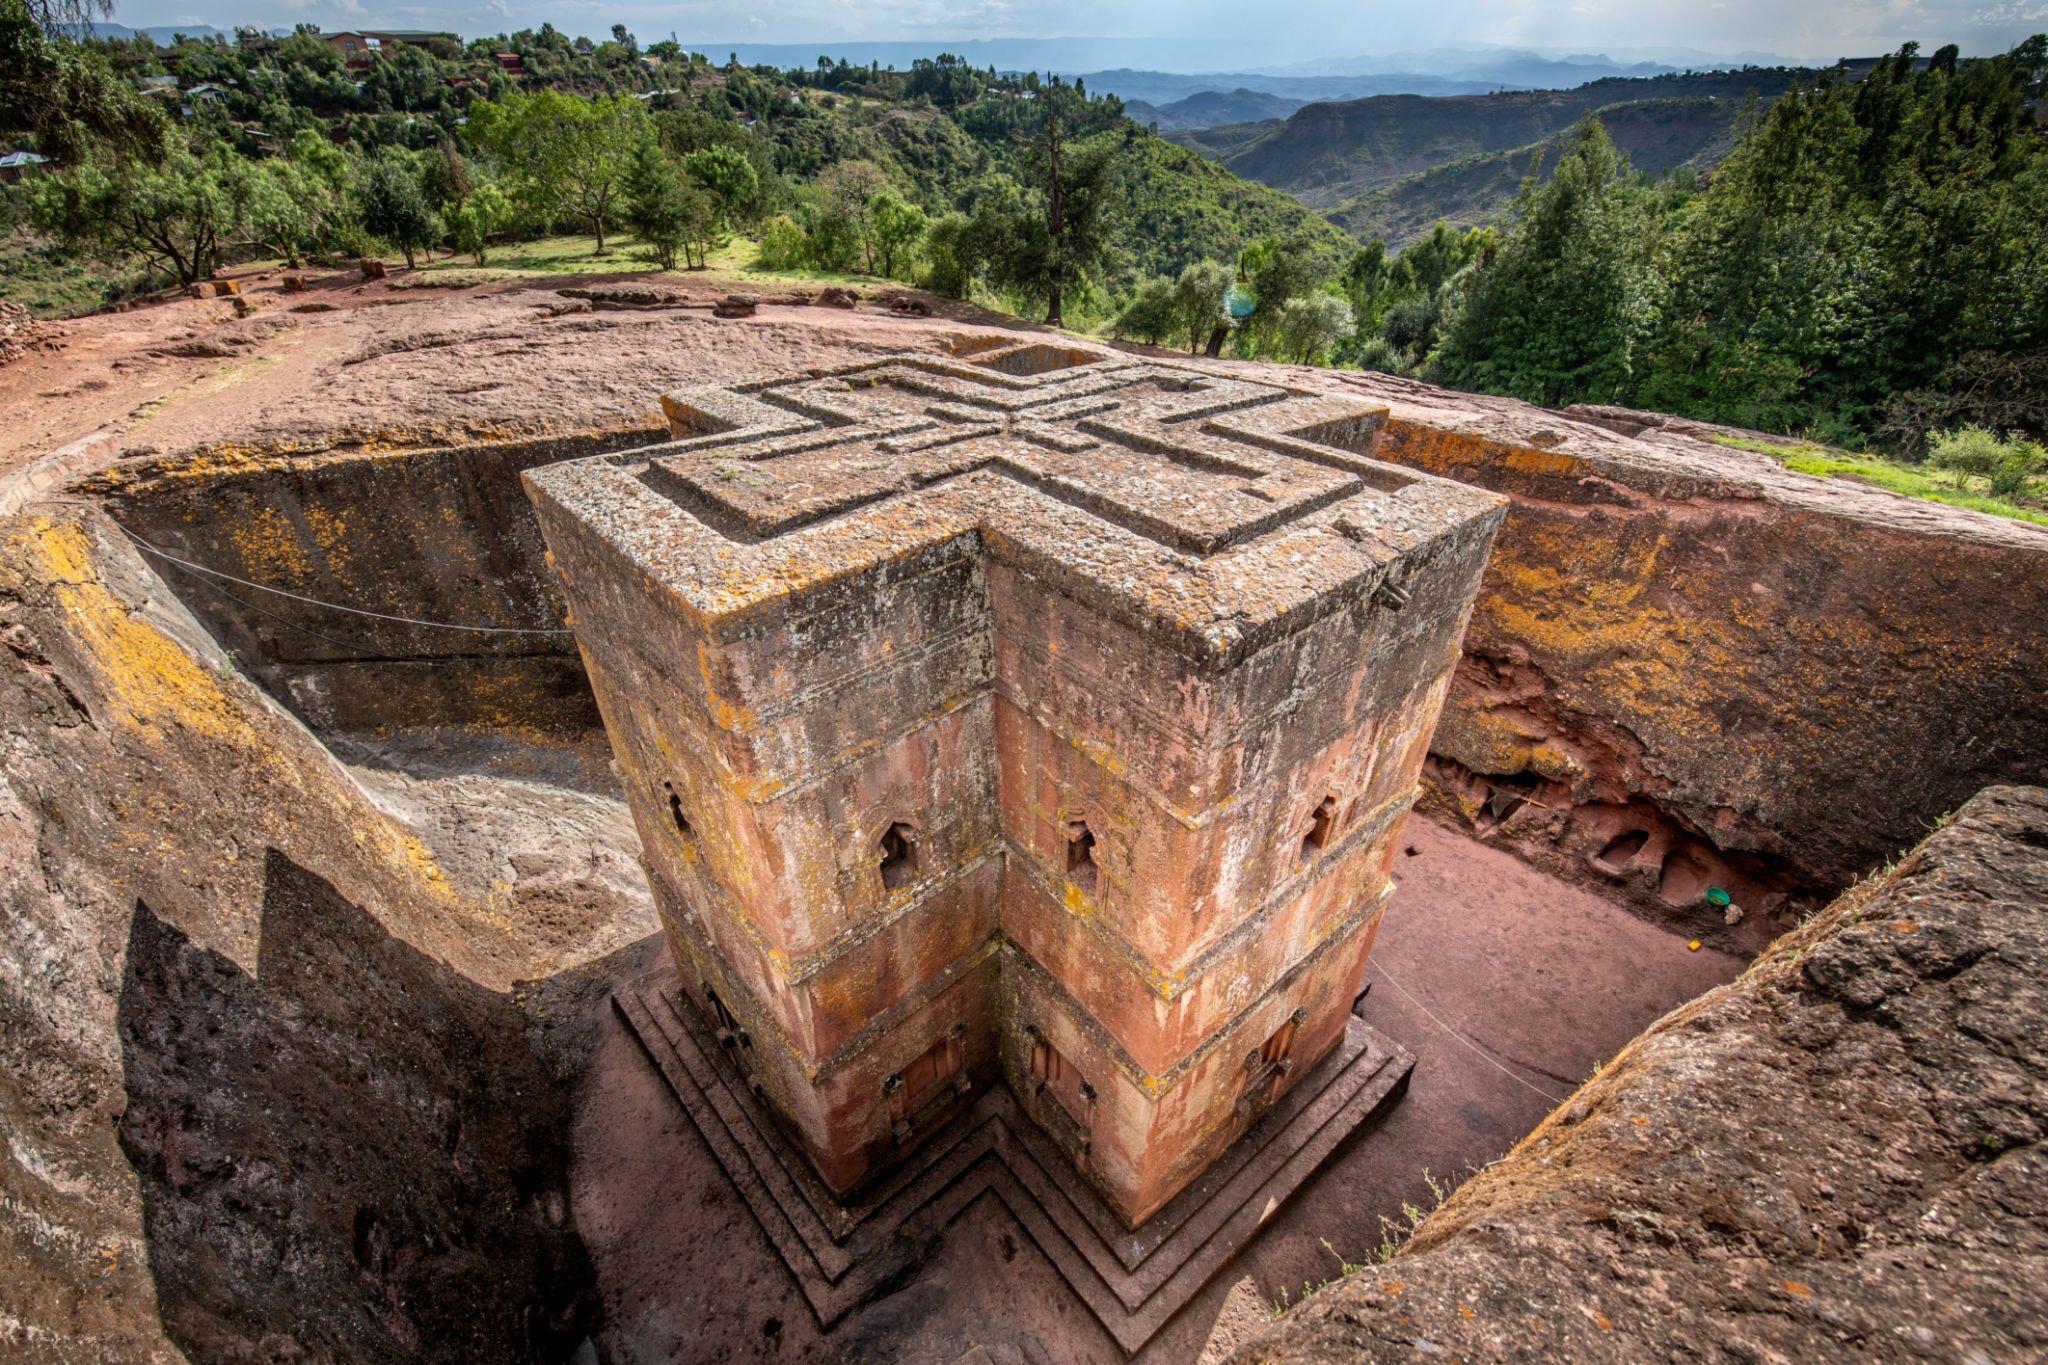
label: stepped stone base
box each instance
[615,967,1414,1355]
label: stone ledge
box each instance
[616,967,1413,1355]
[1230,784,2048,1363]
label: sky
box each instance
[111,0,2048,67]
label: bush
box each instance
[1274,293,1355,365]
[1108,277,1177,345]
[1930,426,2048,500]
[1171,260,1233,354]
[1350,335,1407,375]
[756,214,808,270]
[921,212,975,297]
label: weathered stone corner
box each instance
[525,342,1505,1227]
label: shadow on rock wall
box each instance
[117,849,597,1361]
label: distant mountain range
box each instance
[1078,49,1762,110]
[691,39,1782,82]
[81,21,232,41]
[1124,89,1307,131]
[1176,66,1835,245]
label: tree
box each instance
[1930,426,2048,499]
[420,136,472,211]
[1630,38,2048,443]
[1,0,171,161]
[868,190,927,279]
[1110,277,1177,345]
[278,128,359,258]
[1240,233,1324,356]
[467,89,645,253]
[1275,293,1356,364]
[358,148,440,268]
[757,213,808,270]
[1341,239,1397,337]
[1170,260,1233,354]
[30,142,240,285]
[815,159,890,272]
[1431,118,1653,405]
[680,143,759,229]
[238,158,317,266]
[624,144,714,270]
[1006,79,1119,327]
[921,211,975,296]
[447,183,512,264]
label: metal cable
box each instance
[1368,958,1569,1105]
[116,526,573,635]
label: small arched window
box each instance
[878,822,919,891]
[1064,818,1098,896]
[1299,795,1340,864]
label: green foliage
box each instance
[357,148,440,268]
[467,89,647,252]
[447,183,512,264]
[235,158,316,266]
[1,0,170,162]
[1629,39,2048,442]
[29,140,240,285]
[1094,129,1350,293]
[1430,118,1653,405]
[920,211,974,297]
[624,144,716,270]
[1109,277,1178,345]
[1716,434,2048,526]
[1238,232,1327,354]
[1171,260,1234,354]
[1275,293,1356,364]
[867,189,927,280]
[1352,334,1405,374]
[756,213,808,270]
[977,80,1121,325]
[814,159,890,272]
[1930,426,2048,500]
[680,143,760,228]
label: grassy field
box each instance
[0,229,122,318]
[1710,434,2048,527]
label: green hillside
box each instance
[1328,96,1744,246]
[1200,68,1815,206]
[1095,131,1352,283]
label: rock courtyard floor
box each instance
[566,814,1745,1364]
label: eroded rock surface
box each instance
[1232,784,2048,1363]
[0,507,626,1361]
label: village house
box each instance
[0,150,51,184]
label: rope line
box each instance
[169,568,386,658]
[116,526,574,636]
[1368,958,1568,1105]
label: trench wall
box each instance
[1231,783,2048,1363]
[1373,413,2048,946]
[90,411,2048,950]
[0,506,594,1361]
[88,427,661,737]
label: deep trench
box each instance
[94,435,1756,1362]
